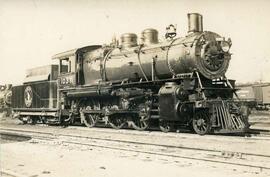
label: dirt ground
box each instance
[1,111,270,177]
[1,138,268,177]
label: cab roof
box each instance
[52,45,102,60]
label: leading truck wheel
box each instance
[192,111,211,135]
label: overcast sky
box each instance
[0,0,270,85]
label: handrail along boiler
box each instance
[12,13,249,134]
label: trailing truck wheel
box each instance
[159,120,172,133]
[132,103,150,131]
[132,117,149,131]
[192,111,211,135]
[83,114,98,128]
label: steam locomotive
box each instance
[12,13,249,134]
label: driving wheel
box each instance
[108,115,126,129]
[83,114,98,128]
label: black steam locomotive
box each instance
[12,13,249,134]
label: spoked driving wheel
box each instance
[108,115,126,129]
[83,114,98,128]
[192,111,211,135]
[159,120,172,133]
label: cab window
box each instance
[60,58,70,73]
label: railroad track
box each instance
[0,169,30,177]
[1,127,270,173]
[248,128,270,137]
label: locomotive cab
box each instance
[52,45,102,88]
[53,50,80,87]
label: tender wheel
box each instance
[20,116,36,125]
[29,116,37,125]
[159,120,172,133]
[40,116,47,124]
[83,114,98,128]
[18,116,27,124]
[108,115,126,129]
[22,119,28,124]
[192,111,211,135]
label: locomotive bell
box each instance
[188,13,203,33]
[120,33,138,48]
[141,28,159,45]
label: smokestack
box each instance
[187,13,203,33]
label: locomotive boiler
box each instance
[82,17,230,84]
[12,13,249,135]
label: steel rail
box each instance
[1,127,270,171]
[62,140,270,171]
[0,169,29,177]
[1,126,270,153]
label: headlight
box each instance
[220,41,230,52]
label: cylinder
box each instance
[141,28,159,45]
[187,13,203,33]
[120,33,138,48]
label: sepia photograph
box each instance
[0,0,270,176]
